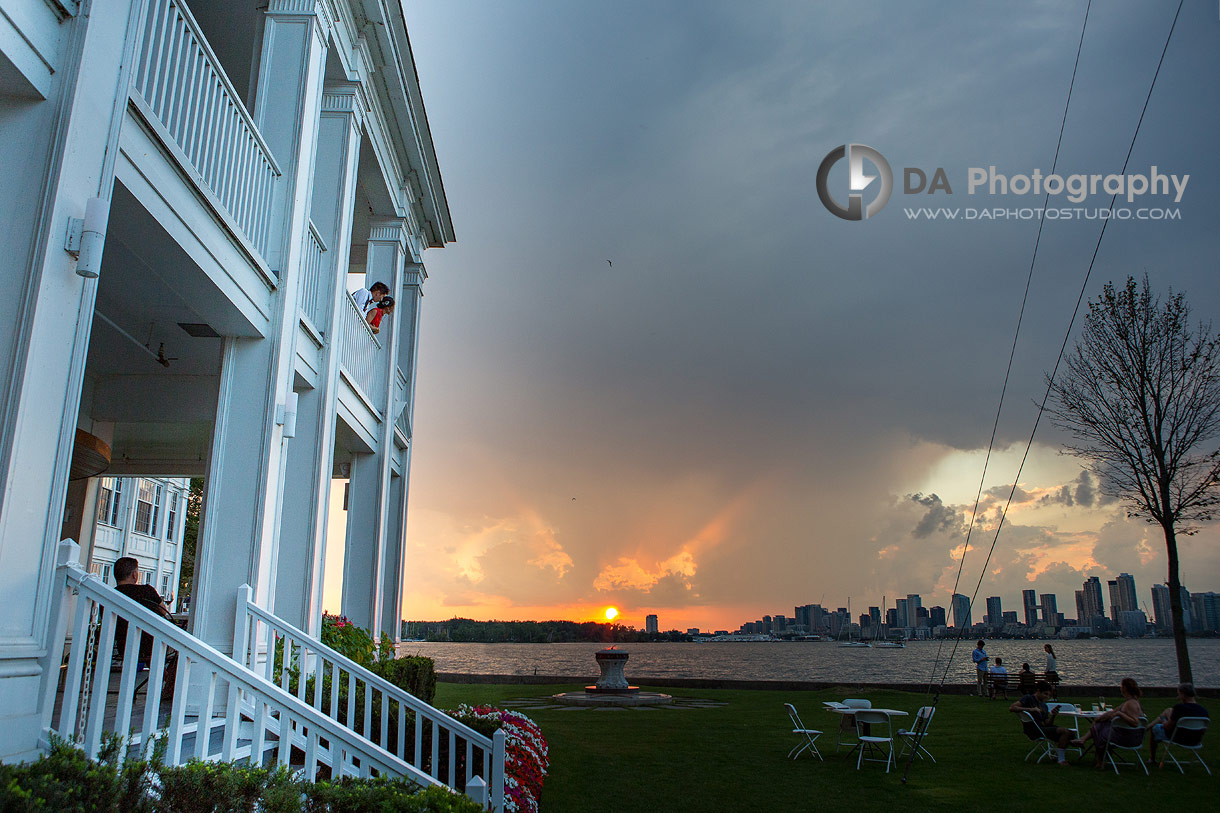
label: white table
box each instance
[825,705,909,753]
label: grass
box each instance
[433,682,1218,812]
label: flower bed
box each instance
[446,705,549,813]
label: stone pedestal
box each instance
[586,648,639,694]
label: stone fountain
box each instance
[552,647,672,707]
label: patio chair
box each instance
[784,703,823,761]
[855,710,895,772]
[897,705,936,763]
[1160,717,1210,775]
[836,698,871,751]
[1018,710,1055,764]
[1103,717,1148,775]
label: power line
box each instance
[905,0,1185,784]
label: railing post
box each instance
[491,728,507,811]
[37,539,83,736]
[465,776,487,808]
[233,584,253,669]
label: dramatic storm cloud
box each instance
[364,1,1220,630]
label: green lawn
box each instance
[434,682,1218,812]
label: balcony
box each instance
[129,0,279,265]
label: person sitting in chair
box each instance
[1011,681,1075,766]
[112,557,177,694]
[1149,682,1209,765]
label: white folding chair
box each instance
[784,703,823,761]
[855,710,895,772]
[836,698,871,751]
[1160,717,1210,775]
[1104,717,1148,775]
[1018,710,1055,764]
[897,705,936,763]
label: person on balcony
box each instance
[367,295,394,334]
[353,281,390,322]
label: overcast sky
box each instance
[383,1,1220,631]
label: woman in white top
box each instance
[1044,643,1060,698]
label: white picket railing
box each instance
[233,587,505,808]
[394,367,411,441]
[131,0,279,260]
[338,294,386,407]
[38,541,444,790]
[300,221,329,332]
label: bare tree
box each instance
[1047,275,1220,683]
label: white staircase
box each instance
[39,541,504,808]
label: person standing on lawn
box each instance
[972,640,989,696]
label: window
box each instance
[140,569,153,585]
[160,573,171,596]
[96,478,123,526]
[134,480,163,536]
[166,493,178,541]
[88,561,112,583]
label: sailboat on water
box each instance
[874,594,906,648]
[837,598,872,648]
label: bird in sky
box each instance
[607,260,612,267]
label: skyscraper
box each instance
[1108,573,1138,622]
[1040,593,1058,626]
[951,593,971,628]
[645,614,659,634]
[929,606,946,627]
[895,598,909,629]
[1022,589,1039,627]
[986,596,1003,628]
[906,594,923,627]
[1082,576,1105,623]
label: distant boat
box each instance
[875,640,905,649]
[837,597,872,647]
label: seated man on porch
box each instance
[112,557,177,694]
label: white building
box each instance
[84,476,190,609]
[0,2,507,797]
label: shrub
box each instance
[0,738,482,813]
[372,655,437,706]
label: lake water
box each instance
[397,638,1220,688]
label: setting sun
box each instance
[604,607,619,621]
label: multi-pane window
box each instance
[160,573,171,597]
[134,480,162,536]
[166,493,178,541]
[140,569,153,585]
[88,561,112,583]
[96,478,123,526]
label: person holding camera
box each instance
[352,281,394,334]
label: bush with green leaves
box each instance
[0,736,483,813]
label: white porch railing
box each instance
[233,588,505,809]
[38,542,444,791]
[300,220,329,332]
[131,0,279,260]
[394,367,411,441]
[338,294,386,407]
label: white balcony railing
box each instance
[300,220,329,332]
[338,294,385,408]
[131,0,279,261]
[38,542,460,794]
[234,589,505,808]
[394,368,411,441]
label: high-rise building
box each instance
[1192,592,1220,633]
[1039,594,1058,626]
[1082,576,1105,622]
[1022,589,1039,627]
[1075,590,1087,625]
[885,608,898,628]
[986,596,1003,628]
[895,598,909,629]
[1118,610,1148,638]
[868,606,882,629]
[906,594,923,628]
[929,606,947,628]
[645,614,659,634]
[951,594,971,628]
[1002,611,1018,626]
[1108,573,1138,622]
[1150,584,1172,631]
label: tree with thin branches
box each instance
[1047,275,1220,683]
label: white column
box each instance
[341,219,407,637]
[0,0,142,763]
[274,82,365,635]
[191,0,330,654]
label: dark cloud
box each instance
[910,493,962,539]
[987,484,1034,503]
